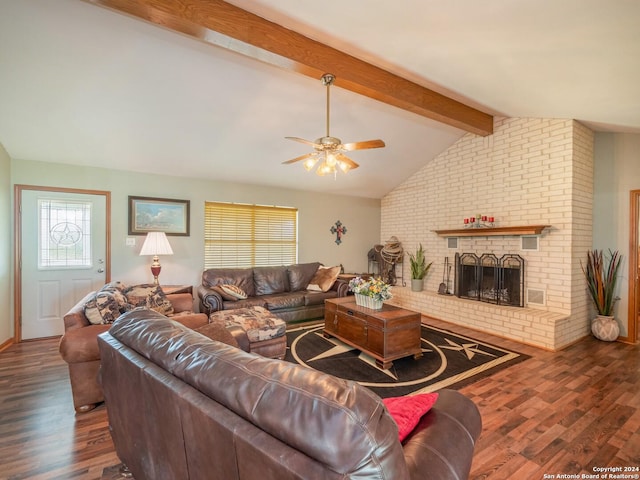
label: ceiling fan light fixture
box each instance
[316,161,332,176]
[282,73,385,177]
[338,161,351,173]
[303,157,319,171]
[325,151,337,167]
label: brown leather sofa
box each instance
[98,309,482,480]
[59,289,208,413]
[197,263,350,323]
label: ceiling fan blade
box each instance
[340,139,386,151]
[285,136,322,148]
[336,153,359,171]
[282,153,318,165]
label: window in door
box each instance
[38,199,92,269]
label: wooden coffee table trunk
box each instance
[323,297,422,369]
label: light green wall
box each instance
[6,132,638,342]
[0,144,11,345]
[594,132,640,337]
[10,159,380,294]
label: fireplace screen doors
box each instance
[454,253,525,307]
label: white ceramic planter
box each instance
[354,293,383,310]
[411,279,424,292]
[591,315,620,341]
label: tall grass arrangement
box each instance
[581,249,622,316]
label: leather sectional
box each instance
[59,289,208,413]
[197,262,350,323]
[99,309,483,480]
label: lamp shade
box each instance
[140,232,173,256]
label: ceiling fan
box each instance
[282,73,385,176]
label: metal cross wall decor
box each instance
[330,220,347,245]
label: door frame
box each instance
[626,189,639,343]
[13,185,111,342]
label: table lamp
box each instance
[140,232,173,285]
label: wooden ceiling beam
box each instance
[84,0,493,135]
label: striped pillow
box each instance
[220,284,248,300]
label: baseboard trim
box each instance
[0,338,14,353]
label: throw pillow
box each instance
[307,265,341,292]
[84,281,129,325]
[219,284,247,300]
[287,262,321,291]
[212,285,238,301]
[123,284,174,316]
[83,293,103,325]
[382,392,439,442]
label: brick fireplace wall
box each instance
[381,117,594,350]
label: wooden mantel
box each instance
[433,225,551,237]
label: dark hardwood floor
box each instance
[0,320,638,480]
[0,339,118,480]
[445,318,640,480]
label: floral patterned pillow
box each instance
[123,284,174,316]
[84,281,129,325]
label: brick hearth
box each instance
[388,288,568,351]
[381,117,594,350]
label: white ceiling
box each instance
[1,0,639,198]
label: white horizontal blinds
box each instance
[204,202,298,269]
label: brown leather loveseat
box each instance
[197,262,350,323]
[98,309,482,480]
[59,285,208,413]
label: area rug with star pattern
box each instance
[284,323,530,398]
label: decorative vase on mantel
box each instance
[591,315,620,342]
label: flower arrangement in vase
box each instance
[348,276,392,310]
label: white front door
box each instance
[20,189,108,340]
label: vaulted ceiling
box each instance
[1,0,638,198]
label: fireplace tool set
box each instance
[438,257,452,295]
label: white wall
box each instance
[11,158,380,299]
[594,132,640,338]
[381,118,594,350]
[0,144,11,346]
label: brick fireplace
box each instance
[381,117,594,350]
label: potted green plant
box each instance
[581,249,622,341]
[408,244,432,292]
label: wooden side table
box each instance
[161,285,193,295]
[337,273,373,282]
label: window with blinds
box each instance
[204,202,298,269]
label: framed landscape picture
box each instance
[128,196,190,236]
